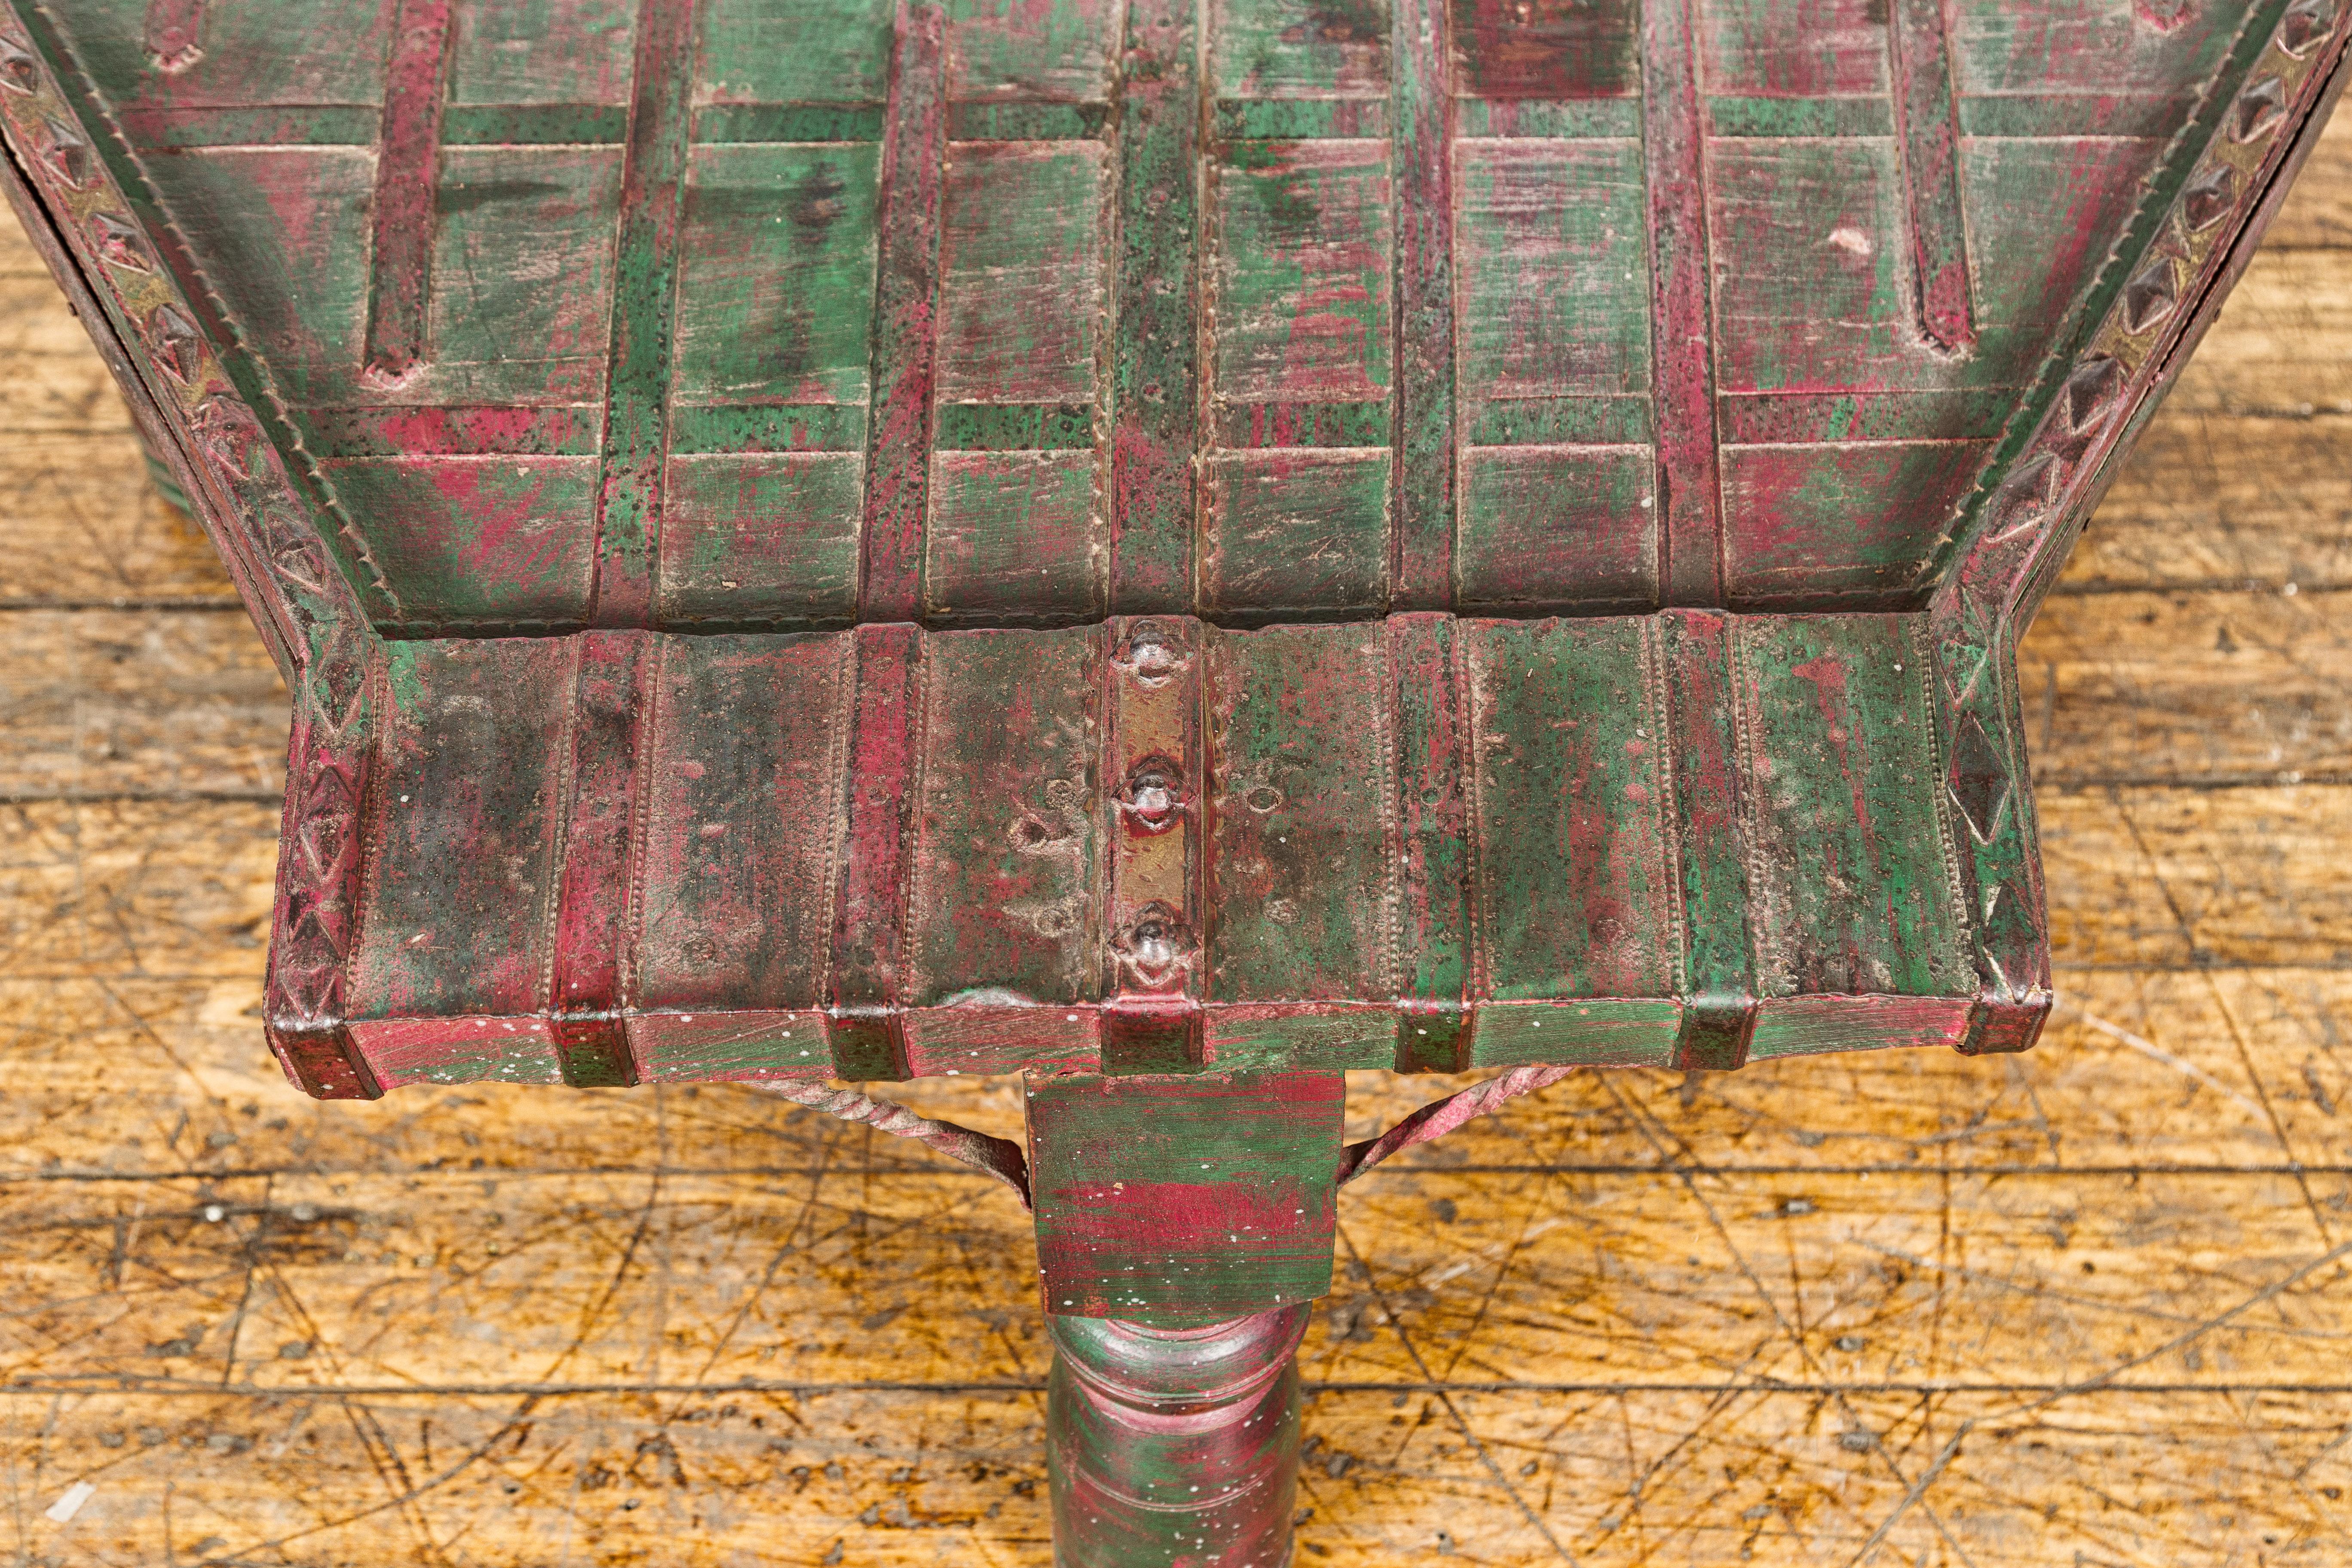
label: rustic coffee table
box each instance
[5,0,2343,1560]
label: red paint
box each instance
[1887,0,1975,353]
[369,405,589,456]
[142,0,204,71]
[859,1,948,623]
[1641,0,1723,607]
[361,0,455,387]
[1391,0,1456,610]
[1036,1177,1324,1295]
[548,631,653,1084]
[588,0,702,631]
[827,624,925,1074]
[263,632,383,1100]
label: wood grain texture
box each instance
[13,40,2352,1568]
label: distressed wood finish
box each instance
[6,1,2352,1561]
[20,128,2352,1562]
[10,0,2332,633]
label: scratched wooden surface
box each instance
[8,119,2352,1568]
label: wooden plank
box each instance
[631,632,846,1078]
[349,640,571,1042]
[1205,622,1392,1005]
[858,0,949,622]
[1103,0,1198,613]
[2055,412,2352,591]
[0,608,284,799]
[358,0,455,386]
[1639,0,1721,606]
[1736,615,1971,999]
[2021,589,2352,785]
[1464,617,1674,1002]
[11,21,2352,1562]
[1388,0,1455,609]
[1027,1070,1344,1321]
[588,0,701,628]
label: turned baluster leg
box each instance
[1047,1305,1311,1568]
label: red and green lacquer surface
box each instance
[11,0,2291,630]
[4,0,2349,1329]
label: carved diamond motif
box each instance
[147,303,203,383]
[190,395,262,474]
[2281,0,2339,56]
[88,211,150,272]
[2064,355,2122,433]
[1948,713,2011,843]
[2122,259,2178,333]
[0,36,36,95]
[1986,452,2060,542]
[2232,75,2288,142]
[37,114,93,187]
[2183,166,2236,231]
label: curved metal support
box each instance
[1048,1306,1309,1568]
[747,1077,1031,1208]
[1336,1064,1577,1185]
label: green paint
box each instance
[135,106,385,146]
[1466,395,1654,447]
[327,459,599,628]
[1203,452,1391,620]
[667,401,867,453]
[1716,389,2010,444]
[906,628,1099,1003]
[946,0,1117,102]
[695,103,888,141]
[673,144,881,405]
[1106,0,1198,612]
[1748,997,1971,1059]
[1470,618,1675,1001]
[931,402,1096,449]
[1213,144,1392,401]
[1390,615,1468,1027]
[595,5,704,618]
[447,0,636,107]
[1028,1071,1343,1323]
[1469,1001,1680,1068]
[352,639,572,1021]
[701,0,896,101]
[441,104,631,143]
[1206,1011,1395,1071]
[1707,95,1891,137]
[924,452,1101,619]
[946,101,1106,139]
[1737,616,1973,999]
[1212,0,1389,98]
[937,144,1104,404]
[1207,625,1392,1002]
[433,147,627,402]
[1456,447,1653,612]
[1214,98,1387,138]
[1454,98,1642,137]
[1659,610,1755,1070]
[1455,140,1649,404]
[1212,400,1390,447]
[631,1012,834,1080]
[655,453,863,624]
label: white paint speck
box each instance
[44,1482,94,1524]
[1827,226,1873,256]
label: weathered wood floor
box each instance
[9,120,2352,1566]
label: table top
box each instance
[19,0,2328,1096]
[7,72,2352,1568]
